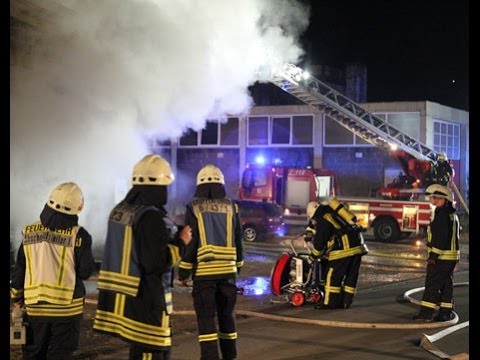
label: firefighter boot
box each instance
[434,310,455,322]
[412,310,433,322]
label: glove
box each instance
[11,303,24,321]
[427,258,436,266]
[304,230,314,242]
[177,277,191,287]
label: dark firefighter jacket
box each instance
[93,186,184,349]
[10,204,95,319]
[306,205,368,261]
[178,197,244,281]
[427,204,460,261]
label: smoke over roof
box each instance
[10,0,310,253]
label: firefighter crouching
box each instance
[304,198,368,310]
[10,182,96,359]
[178,164,244,360]
[413,184,460,322]
[93,154,192,360]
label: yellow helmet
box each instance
[197,164,225,185]
[47,182,84,215]
[425,184,453,202]
[132,154,174,185]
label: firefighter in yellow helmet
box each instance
[178,164,244,360]
[304,198,368,310]
[10,182,95,359]
[93,154,192,359]
[413,184,460,322]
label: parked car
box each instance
[236,200,286,242]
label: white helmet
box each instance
[425,184,453,202]
[306,201,319,219]
[47,182,84,215]
[197,164,225,185]
[132,154,174,185]
[437,152,447,161]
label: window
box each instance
[433,119,460,160]
[201,121,218,145]
[220,117,239,145]
[179,118,239,147]
[271,117,290,144]
[248,115,313,146]
[292,116,313,145]
[324,115,354,145]
[324,112,420,147]
[179,128,198,146]
[248,117,269,145]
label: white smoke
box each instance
[10,0,310,255]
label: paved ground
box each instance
[77,271,470,360]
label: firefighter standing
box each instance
[93,154,192,360]
[10,182,96,359]
[305,198,368,310]
[178,164,244,360]
[430,152,454,186]
[413,184,460,322]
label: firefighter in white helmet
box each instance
[178,164,244,360]
[10,182,95,359]
[304,198,368,310]
[429,151,454,186]
[94,154,192,359]
[413,184,460,322]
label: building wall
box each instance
[175,148,240,205]
[158,100,469,215]
[322,147,393,197]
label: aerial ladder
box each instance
[267,63,468,214]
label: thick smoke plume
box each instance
[10,0,310,256]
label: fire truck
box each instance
[238,63,468,241]
[238,163,431,242]
[238,164,338,226]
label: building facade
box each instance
[151,101,469,216]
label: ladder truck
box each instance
[239,64,468,242]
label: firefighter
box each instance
[178,164,244,360]
[430,152,454,186]
[305,198,368,310]
[93,154,192,360]
[10,182,96,359]
[413,184,460,322]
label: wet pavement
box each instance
[87,270,470,360]
[76,236,470,360]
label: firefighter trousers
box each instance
[419,260,457,316]
[23,316,81,360]
[323,255,361,309]
[192,278,237,360]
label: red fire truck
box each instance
[238,164,338,226]
[238,163,432,242]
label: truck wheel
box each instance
[243,226,258,242]
[373,218,400,242]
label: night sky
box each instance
[299,0,469,111]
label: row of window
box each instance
[433,119,460,160]
[150,113,460,160]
